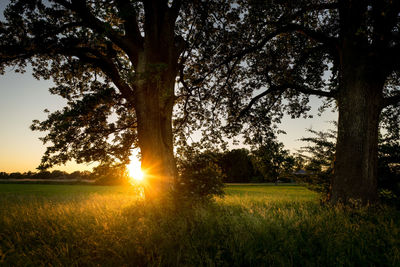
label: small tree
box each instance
[176,151,225,202]
[251,141,295,183]
[296,127,336,195]
[93,164,129,186]
[219,149,255,183]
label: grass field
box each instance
[1,183,400,266]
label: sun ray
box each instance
[127,152,145,183]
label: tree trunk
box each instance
[133,49,178,200]
[136,102,177,200]
[127,2,183,200]
[134,73,177,199]
[331,64,384,205]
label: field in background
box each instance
[1,184,399,266]
[0,183,313,197]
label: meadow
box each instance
[1,184,400,266]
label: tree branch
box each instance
[220,23,338,71]
[55,0,141,64]
[238,88,276,119]
[115,0,144,49]
[238,83,335,119]
[66,46,135,103]
[284,23,338,47]
[290,83,335,98]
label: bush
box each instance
[93,165,129,186]
[219,149,255,183]
[176,152,225,201]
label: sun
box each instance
[127,156,144,182]
[128,164,144,182]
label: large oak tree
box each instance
[0,0,232,199]
[182,0,400,204]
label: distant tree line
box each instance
[0,142,297,185]
[0,170,95,181]
[178,141,298,184]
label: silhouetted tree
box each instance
[298,124,400,201]
[176,150,225,201]
[251,141,295,183]
[34,171,51,179]
[219,149,255,183]
[0,0,234,199]
[9,172,22,179]
[51,170,67,179]
[297,127,336,194]
[184,0,400,204]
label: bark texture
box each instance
[331,1,387,204]
[332,73,383,204]
[131,4,182,199]
[134,60,178,199]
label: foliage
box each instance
[218,149,256,183]
[297,125,400,203]
[1,184,400,266]
[92,164,130,186]
[251,141,295,183]
[176,151,225,201]
[296,127,336,194]
[1,1,141,169]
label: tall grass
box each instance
[1,184,400,266]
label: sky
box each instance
[0,1,337,173]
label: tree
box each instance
[51,170,68,179]
[92,164,129,185]
[251,141,295,183]
[184,0,400,204]
[296,127,336,195]
[0,0,232,199]
[219,149,255,183]
[298,124,400,202]
[176,150,225,201]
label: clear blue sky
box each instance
[0,2,337,173]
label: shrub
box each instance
[175,152,225,201]
[93,165,129,185]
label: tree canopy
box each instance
[0,0,236,198]
[181,0,400,204]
